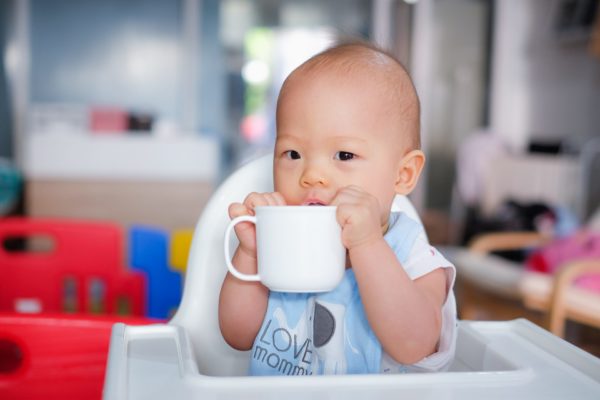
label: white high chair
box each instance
[104,155,600,399]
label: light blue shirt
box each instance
[249,212,423,376]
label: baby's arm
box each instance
[351,241,446,364]
[218,192,286,350]
[332,186,446,364]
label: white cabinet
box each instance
[23,132,220,230]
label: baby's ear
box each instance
[394,150,426,195]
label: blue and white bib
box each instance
[249,212,422,376]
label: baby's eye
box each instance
[284,150,301,160]
[335,151,355,161]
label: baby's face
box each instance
[274,69,410,225]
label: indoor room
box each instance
[0,0,599,398]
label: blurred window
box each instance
[218,0,373,167]
[30,0,183,129]
[26,0,375,170]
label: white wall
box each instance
[491,0,600,151]
[411,0,489,211]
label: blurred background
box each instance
[0,0,599,352]
[1,0,599,229]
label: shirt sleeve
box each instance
[402,232,454,281]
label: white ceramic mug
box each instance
[224,206,346,292]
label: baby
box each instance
[219,41,456,375]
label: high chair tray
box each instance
[103,319,600,399]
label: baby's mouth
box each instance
[303,200,327,206]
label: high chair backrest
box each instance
[170,154,423,376]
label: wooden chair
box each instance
[465,231,600,338]
[528,259,600,338]
[450,231,550,321]
[469,231,552,255]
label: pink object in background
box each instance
[526,230,600,293]
[576,274,600,292]
[90,107,128,133]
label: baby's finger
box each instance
[263,192,279,206]
[228,202,251,219]
[339,185,369,200]
[244,192,270,212]
[335,202,360,227]
[331,188,362,206]
[271,192,287,206]
[264,192,287,206]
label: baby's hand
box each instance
[331,186,385,250]
[228,192,286,258]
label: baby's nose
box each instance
[300,166,328,187]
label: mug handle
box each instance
[224,215,261,282]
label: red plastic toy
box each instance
[0,218,146,315]
[0,312,157,399]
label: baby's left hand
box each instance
[331,185,385,250]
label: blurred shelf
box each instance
[23,131,220,181]
[22,131,220,229]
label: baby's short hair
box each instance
[282,40,421,150]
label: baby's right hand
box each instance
[228,192,286,258]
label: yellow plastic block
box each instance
[170,229,194,273]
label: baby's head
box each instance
[273,41,425,224]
